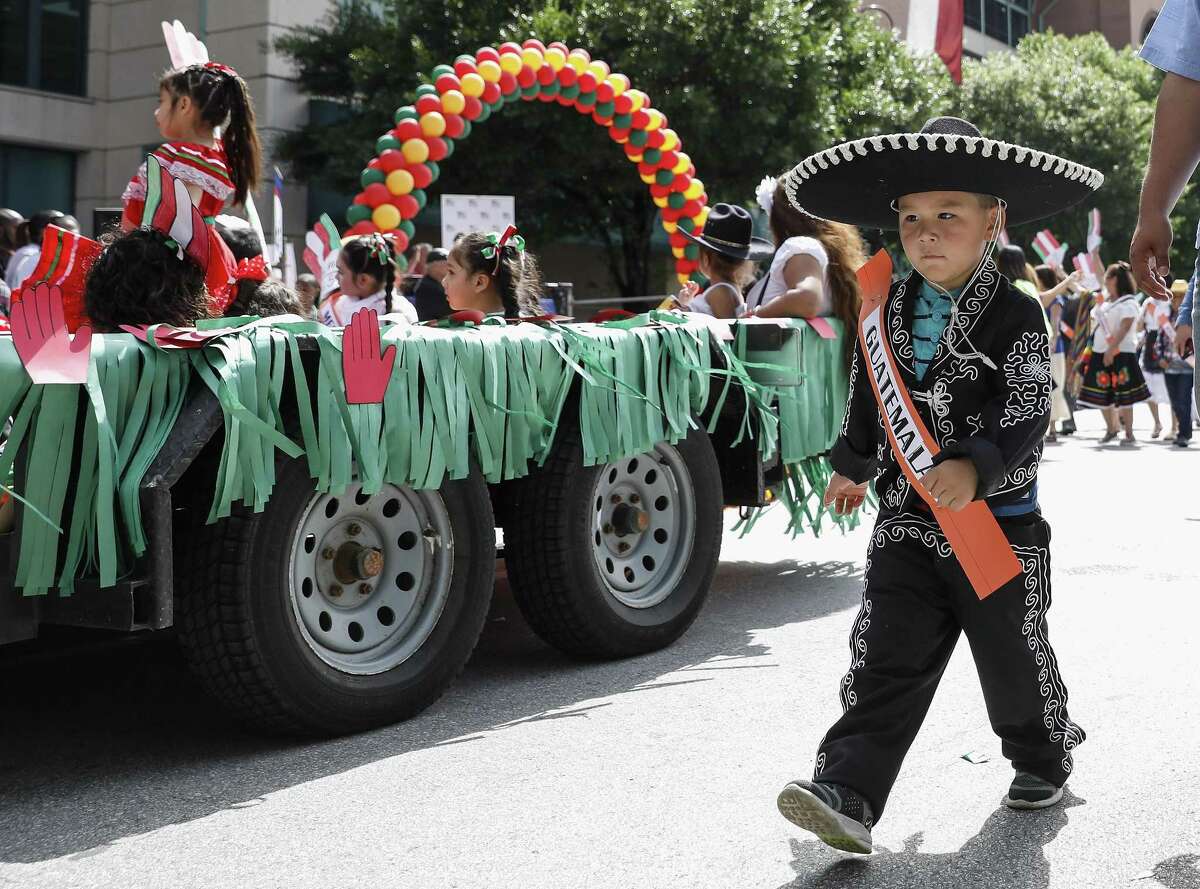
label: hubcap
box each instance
[289,481,454,675]
[590,443,695,609]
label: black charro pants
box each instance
[813,509,1085,821]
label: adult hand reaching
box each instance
[11,282,92,384]
[342,308,396,404]
[1130,213,1174,300]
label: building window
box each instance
[0,0,88,96]
[0,143,76,217]
[964,0,1033,47]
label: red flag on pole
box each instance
[908,0,965,84]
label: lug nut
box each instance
[329,584,343,598]
[617,542,630,554]
[610,494,622,504]
[358,583,372,595]
[346,523,362,537]
[602,523,613,535]
[322,547,336,560]
[629,493,640,504]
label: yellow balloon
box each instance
[460,72,485,97]
[568,51,589,74]
[645,109,664,131]
[522,48,544,70]
[606,73,629,96]
[625,151,643,163]
[693,207,710,227]
[402,138,430,164]
[440,90,466,115]
[420,111,446,137]
[372,203,401,230]
[640,172,656,185]
[587,60,610,80]
[671,246,685,259]
[685,179,704,200]
[499,53,523,75]
[655,195,670,209]
[661,131,680,152]
[663,221,679,234]
[629,91,645,112]
[677,272,691,285]
[673,152,691,174]
[478,59,502,83]
[545,47,566,71]
[386,169,414,196]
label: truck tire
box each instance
[175,454,495,736]
[503,424,722,659]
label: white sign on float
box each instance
[441,195,515,250]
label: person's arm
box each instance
[753,254,824,318]
[1049,301,1063,351]
[1105,316,1135,364]
[1131,72,1200,297]
[1038,272,1080,308]
[705,283,740,319]
[828,334,880,486]
[930,295,1051,501]
[1176,275,1195,351]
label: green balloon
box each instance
[489,96,505,113]
[629,129,650,147]
[393,105,418,123]
[521,85,539,100]
[396,253,410,273]
[361,167,385,187]
[426,160,441,180]
[412,188,427,210]
[376,134,400,154]
[614,113,633,128]
[458,119,472,139]
[432,64,455,78]
[595,101,615,117]
[684,243,699,260]
[642,147,662,164]
[560,83,581,100]
[455,54,475,65]
[542,80,560,96]
[475,103,491,122]
[668,192,686,209]
[502,91,520,105]
[415,83,438,97]
[400,219,416,238]
[442,138,456,157]
[655,168,674,185]
[346,204,371,225]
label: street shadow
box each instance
[1154,854,1200,889]
[776,790,1084,889]
[0,553,863,863]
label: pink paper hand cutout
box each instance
[11,282,93,384]
[343,309,396,404]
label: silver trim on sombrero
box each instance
[782,133,1104,214]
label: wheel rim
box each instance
[288,482,454,675]
[590,443,696,609]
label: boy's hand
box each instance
[1103,346,1118,366]
[920,458,978,512]
[823,472,869,515]
[676,280,700,307]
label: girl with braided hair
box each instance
[443,227,542,319]
[321,233,417,327]
[120,61,262,309]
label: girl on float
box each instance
[442,227,543,319]
[747,176,866,368]
[321,234,417,327]
[672,203,772,319]
[120,61,262,306]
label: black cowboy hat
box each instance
[680,203,774,261]
[782,117,1103,230]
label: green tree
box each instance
[275,0,950,296]
[956,31,1196,273]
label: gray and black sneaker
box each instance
[777,780,874,853]
[1004,772,1064,810]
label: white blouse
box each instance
[745,236,832,315]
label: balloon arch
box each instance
[344,39,711,284]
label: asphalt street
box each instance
[0,409,1197,889]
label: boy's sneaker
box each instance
[1004,772,1064,810]
[777,780,873,853]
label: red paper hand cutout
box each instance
[343,309,396,404]
[119,323,246,349]
[11,282,93,384]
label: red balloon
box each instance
[499,71,518,95]
[425,136,448,162]
[650,184,671,199]
[646,129,666,149]
[346,221,380,236]
[673,174,691,190]
[578,72,597,92]
[409,164,433,189]
[443,114,465,138]
[679,258,699,273]
[499,41,522,56]
[596,82,614,103]
[454,58,478,78]
[353,191,370,206]
[394,119,422,142]
[367,157,382,170]
[364,183,390,207]
[537,91,556,103]
[555,93,574,107]
[517,66,536,88]
[547,41,569,54]
[608,127,630,142]
[522,38,546,52]
[476,46,500,63]
[623,144,642,159]
[572,48,592,63]
[394,194,419,218]
[390,229,410,253]
[537,65,557,86]
[557,66,578,87]
[482,81,501,104]
[613,93,633,114]
[379,149,406,172]
[669,231,688,248]
[435,73,462,94]
[416,94,442,115]
[631,109,650,129]
[462,95,483,120]
[662,207,683,222]
[658,149,679,170]
[592,110,613,126]
[687,164,696,178]
[638,161,657,177]
[682,200,702,218]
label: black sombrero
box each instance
[782,117,1103,230]
[680,203,774,261]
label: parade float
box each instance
[0,36,859,736]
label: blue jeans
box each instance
[1166,373,1194,441]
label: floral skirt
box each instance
[1078,351,1150,408]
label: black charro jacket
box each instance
[830,258,1051,514]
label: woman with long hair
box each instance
[747,176,865,369]
[1078,261,1150,444]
